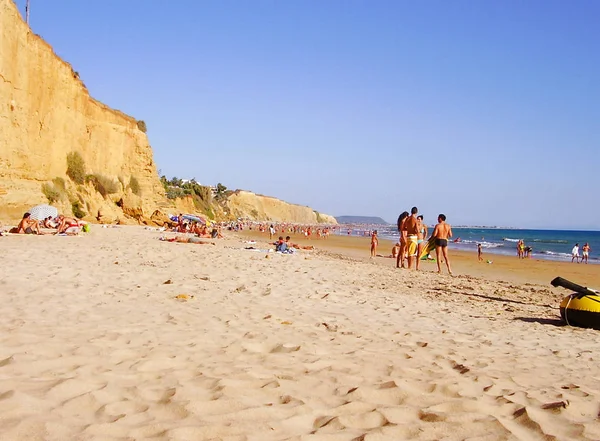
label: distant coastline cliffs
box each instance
[0,0,336,225]
[225,191,337,224]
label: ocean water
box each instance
[336,226,599,263]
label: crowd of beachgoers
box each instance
[1,211,88,236]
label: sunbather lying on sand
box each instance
[55,215,85,235]
[162,236,215,245]
[285,236,314,250]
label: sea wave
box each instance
[540,251,571,258]
[532,239,569,244]
[460,240,503,248]
[503,237,521,242]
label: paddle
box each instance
[550,277,598,296]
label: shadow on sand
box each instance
[431,288,554,309]
[514,317,564,327]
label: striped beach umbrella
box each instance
[29,204,58,221]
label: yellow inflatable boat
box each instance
[552,277,600,330]
[559,294,600,330]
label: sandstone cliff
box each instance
[0,0,166,222]
[225,191,337,224]
[0,0,336,225]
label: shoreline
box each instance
[334,229,599,265]
[238,228,600,289]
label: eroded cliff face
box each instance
[0,0,336,225]
[0,0,166,221]
[225,191,337,224]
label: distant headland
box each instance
[336,216,389,225]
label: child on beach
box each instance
[478,243,483,262]
[370,230,378,258]
[392,242,400,259]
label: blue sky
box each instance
[17,0,599,229]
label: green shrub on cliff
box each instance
[86,174,120,197]
[41,182,63,204]
[129,176,141,195]
[66,152,86,184]
[52,177,66,191]
[72,201,86,219]
[137,120,147,133]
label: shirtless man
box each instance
[396,211,409,268]
[402,207,420,269]
[15,212,41,234]
[582,243,591,264]
[432,213,453,275]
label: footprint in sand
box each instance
[241,341,301,354]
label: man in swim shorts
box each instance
[432,214,453,275]
[15,212,41,234]
[402,207,420,269]
[582,243,591,264]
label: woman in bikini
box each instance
[416,215,428,270]
[396,211,409,268]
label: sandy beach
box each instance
[1,226,599,440]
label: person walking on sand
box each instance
[571,243,580,263]
[370,230,378,258]
[478,243,483,262]
[432,214,453,275]
[396,211,409,268]
[582,243,591,264]
[403,207,420,269]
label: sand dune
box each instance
[0,227,599,440]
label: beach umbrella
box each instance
[28,204,58,221]
[182,214,206,224]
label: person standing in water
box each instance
[370,230,378,258]
[432,214,453,275]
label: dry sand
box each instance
[1,226,599,440]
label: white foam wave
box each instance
[460,240,503,248]
[540,251,571,258]
[503,237,521,242]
